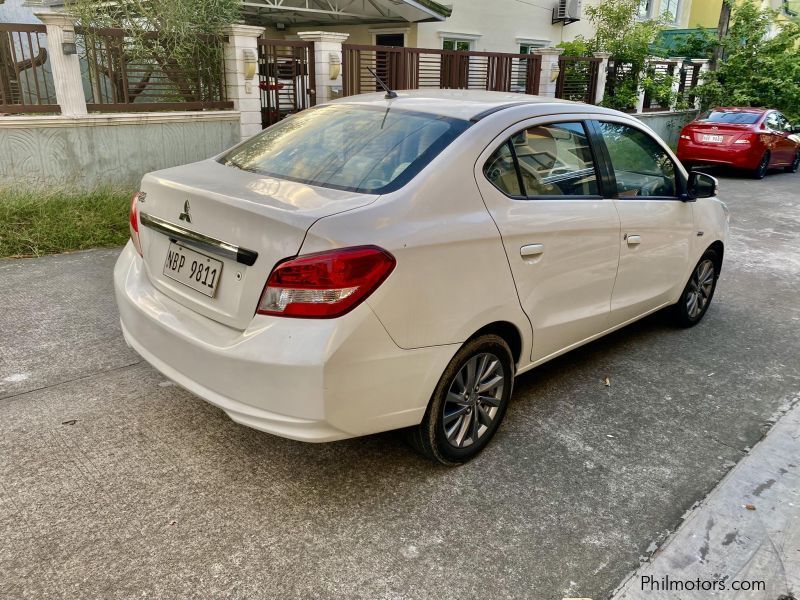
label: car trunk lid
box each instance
[688,122,755,145]
[136,159,378,330]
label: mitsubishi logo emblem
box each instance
[179,200,192,223]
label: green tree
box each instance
[696,1,800,121]
[559,0,669,111]
[66,0,241,104]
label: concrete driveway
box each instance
[1,172,799,599]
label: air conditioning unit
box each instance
[552,0,582,25]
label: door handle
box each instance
[520,244,544,259]
[626,234,642,246]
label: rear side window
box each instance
[484,142,522,196]
[700,110,761,125]
[484,122,599,198]
[599,122,677,198]
[221,104,470,194]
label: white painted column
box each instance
[667,58,685,110]
[223,24,265,140]
[592,52,612,105]
[296,31,349,104]
[634,61,647,114]
[34,10,87,116]
[690,58,711,110]
[532,47,564,98]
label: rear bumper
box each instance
[114,243,457,442]
[677,140,762,170]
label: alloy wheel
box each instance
[686,259,715,319]
[442,353,505,448]
[757,154,769,179]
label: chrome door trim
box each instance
[139,212,259,266]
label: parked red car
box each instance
[677,107,800,179]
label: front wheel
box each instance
[407,334,513,465]
[673,250,720,328]
[785,150,800,174]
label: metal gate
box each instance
[342,45,542,97]
[555,56,602,104]
[257,38,315,128]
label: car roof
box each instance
[329,89,618,121]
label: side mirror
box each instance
[686,171,718,200]
[792,125,800,134]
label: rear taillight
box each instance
[257,246,396,319]
[680,134,691,140]
[734,134,754,145]
[129,192,143,257]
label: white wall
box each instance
[415,0,603,53]
[0,0,43,23]
[0,111,240,190]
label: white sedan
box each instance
[115,90,729,464]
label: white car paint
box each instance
[114,90,729,443]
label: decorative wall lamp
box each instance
[242,47,257,93]
[62,28,77,55]
[329,52,341,80]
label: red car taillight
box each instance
[129,192,143,257]
[257,246,396,319]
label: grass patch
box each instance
[0,188,132,259]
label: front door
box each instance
[590,120,694,325]
[475,119,621,363]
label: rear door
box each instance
[589,119,694,326]
[475,117,621,363]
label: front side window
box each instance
[221,104,470,194]
[599,122,677,198]
[483,122,599,198]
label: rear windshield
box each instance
[220,104,471,194]
[699,110,762,124]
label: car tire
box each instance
[672,249,720,328]
[785,150,800,174]
[753,152,770,179]
[407,334,514,465]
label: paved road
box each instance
[1,172,799,599]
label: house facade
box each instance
[263,0,602,52]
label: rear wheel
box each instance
[673,249,719,328]
[785,150,800,174]
[753,152,770,179]
[407,334,513,465]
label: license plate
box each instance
[702,134,724,143]
[163,243,222,297]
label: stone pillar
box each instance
[223,24,265,140]
[690,58,711,110]
[532,47,564,98]
[34,11,87,116]
[296,31,349,104]
[592,52,612,105]
[668,58,684,111]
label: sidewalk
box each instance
[611,400,800,599]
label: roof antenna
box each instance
[366,66,397,99]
